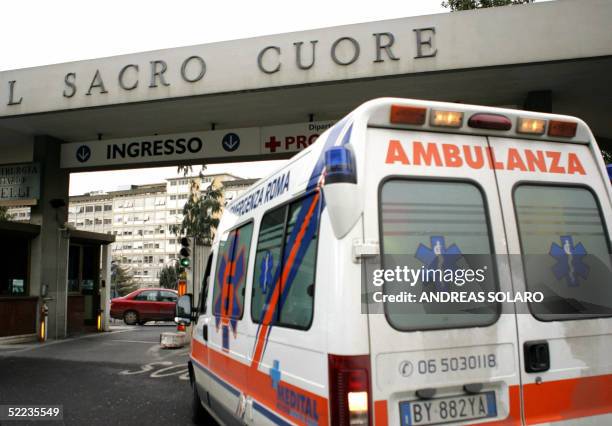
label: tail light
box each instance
[468,113,512,131]
[548,120,577,138]
[177,323,186,332]
[329,354,371,426]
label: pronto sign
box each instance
[60,121,334,169]
[0,163,40,206]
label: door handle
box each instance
[202,317,210,341]
[524,341,550,373]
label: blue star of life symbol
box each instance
[415,236,463,290]
[269,360,281,390]
[550,235,588,287]
[259,250,274,294]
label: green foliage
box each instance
[442,0,533,11]
[112,262,138,296]
[601,149,612,164]
[172,175,224,246]
[159,263,180,289]
[0,206,12,221]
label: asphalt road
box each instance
[0,324,201,426]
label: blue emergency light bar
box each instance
[607,164,612,182]
[324,146,357,184]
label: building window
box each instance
[104,219,112,225]
[85,206,94,213]
[170,195,177,200]
[95,205,102,212]
[104,205,112,211]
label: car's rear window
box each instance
[514,185,612,320]
[379,179,499,331]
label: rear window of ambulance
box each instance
[514,185,612,320]
[379,179,499,331]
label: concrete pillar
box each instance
[29,136,70,340]
[100,244,112,331]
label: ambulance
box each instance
[176,98,612,425]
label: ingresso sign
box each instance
[60,121,335,169]
[0,163,40,206]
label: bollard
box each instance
[38,302,48,342]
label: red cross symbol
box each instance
[265,136,282,153]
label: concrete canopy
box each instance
[0,0,611,168]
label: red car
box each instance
[110,288,178,325]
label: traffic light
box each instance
[180,237,191,268]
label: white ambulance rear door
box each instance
[362,127,522,426]
[488,136,612,424]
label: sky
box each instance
[3,0,449,195]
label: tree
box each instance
[159,263,180,289]
[172,171,224,246]
[442,0,533,11]
[601,149,612,164]
[112,263,138,296]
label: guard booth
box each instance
[66,231,114,334]
[0,222,114,342]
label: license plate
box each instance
[399,392,497,425]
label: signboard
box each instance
[61,128,260,169]
[61,121,335,169]
[261,121,335,155]
[0,162,40,206]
